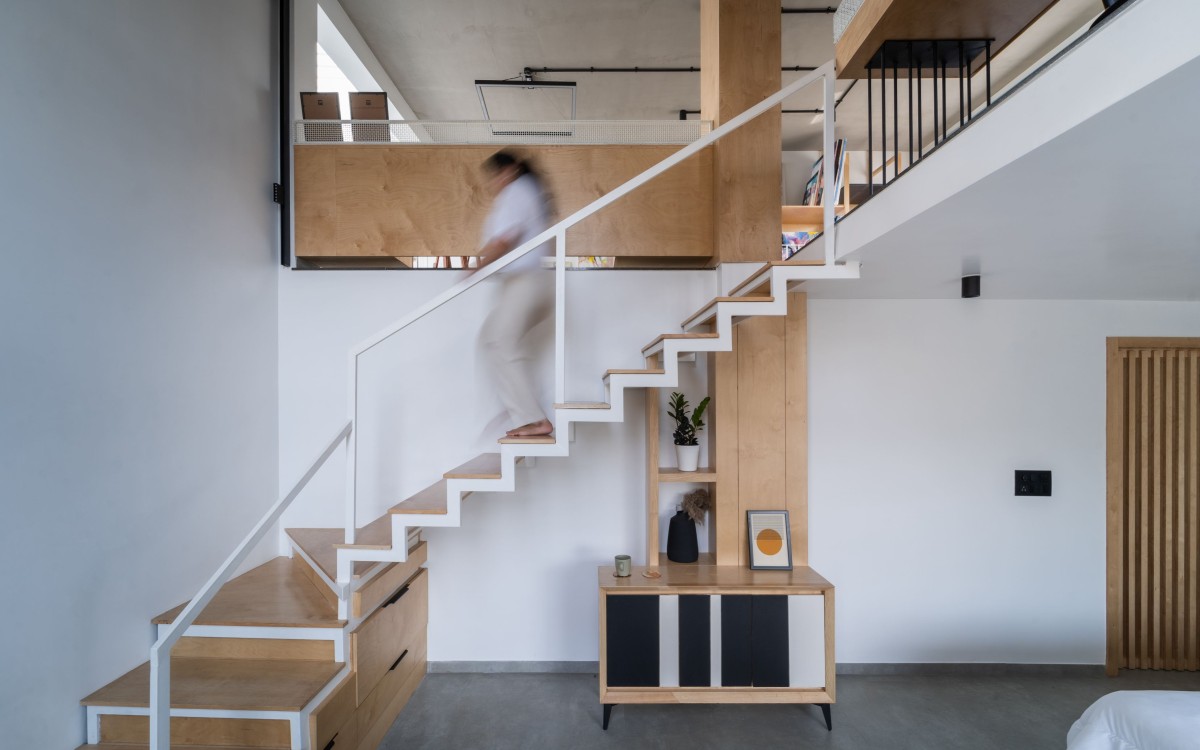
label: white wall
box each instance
[278,269,715,661]
[808,299,1200,664]
[0,2,279,747]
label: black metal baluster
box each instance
[985,40,993,107]
[892,61,898,181]
[931,43,938,146]
[941,54,948,142]
[867,56,874,195]
[958,40,965,128]
[881,50,887,186]
[966,44,974,122]
[917,53,923,159]
[907,42,914,170]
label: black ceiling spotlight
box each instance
[961,274,981,299]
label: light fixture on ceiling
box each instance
[961,274,981,299]
[474,78,577,121]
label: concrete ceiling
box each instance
[804,55,1200,300]
[341,0,1103,150]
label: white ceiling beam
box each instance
[317,0,418,121]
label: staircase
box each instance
[76,254,857,750]
[74,58,863,750]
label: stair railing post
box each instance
[554,230,567,405]
[149,647,170,749]
[822,68,837,265]
[344,354,358,547]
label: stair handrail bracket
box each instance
[342,61,840,550]
[148,420,353,750]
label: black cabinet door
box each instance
[606,595,659,687]
[750,595,790,687]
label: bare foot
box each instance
[506,419,554,437]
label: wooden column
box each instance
[711,293,808,566]
[701,0,782,264]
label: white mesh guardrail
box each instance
[833,0,864,43]
[294,119,712,145]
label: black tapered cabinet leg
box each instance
[603,704,614,730]
[820,703,832,731]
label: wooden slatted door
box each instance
[1107,338,1200,675]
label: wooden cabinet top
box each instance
[599,564,832,594]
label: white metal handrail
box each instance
[342,61,839,546]
[149,420,353,750]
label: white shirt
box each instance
[481,173,552,274]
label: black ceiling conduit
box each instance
[677,79,859,120]
[523,66,819,76]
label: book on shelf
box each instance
[803,139,848,207]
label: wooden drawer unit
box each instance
[308,671,358,750]
[351,566,428,704]
[356,632,426,739]
[353,541,428,618]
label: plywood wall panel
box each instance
[293,145,713,259]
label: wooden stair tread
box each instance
[498,434,556,444]
[726,259,830,297]
[80,657,342,712]
[153,557,342,629]
[79,745,271,750]
[603,368,666,379]
[444,452,502,479]
[331,511,394,548]
[682,296,774,328]
[286,525,385,582]
[641,332,719,353]
[390,479,450,515]
[555,402,611,409]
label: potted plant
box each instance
[668,391,710,471]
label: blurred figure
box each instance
[473,151,555,438]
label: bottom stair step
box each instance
[79,745,272,750]
[81,657,342,712]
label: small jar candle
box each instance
[614,554,632,577]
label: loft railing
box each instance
[149,421,353,750]
[341,61,840,548]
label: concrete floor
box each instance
[380,670,1200,749]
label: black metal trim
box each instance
[277,0,291,267]
[781,6,836,13]
[382,584,410,608]
[322,734,337,750]
[389,649,410,671]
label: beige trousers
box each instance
[477,271,554,428]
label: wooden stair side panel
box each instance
[170,636,335,662]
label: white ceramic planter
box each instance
[675,444,700,472]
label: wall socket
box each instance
[1015,470,1052,497]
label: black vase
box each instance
[666,509,699,563]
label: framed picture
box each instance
[747,510,792,570]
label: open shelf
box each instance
[657,552,716,568]
[781,204,854,228]
[657,466,717,483]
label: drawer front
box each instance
[353,540,428,618]
[357,630,426,738]
[308,671,356,750]
[352,566,428,703]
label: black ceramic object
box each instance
[666,508,699,563]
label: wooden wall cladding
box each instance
[293,145,713,258]
[1107,338,1200,675]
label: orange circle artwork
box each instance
[756,528,783,556]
